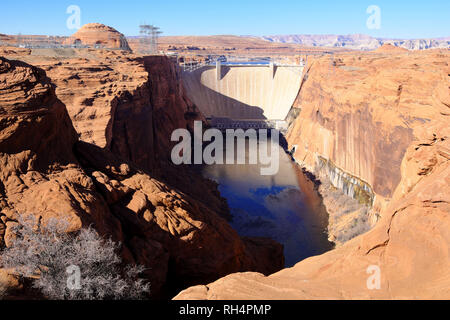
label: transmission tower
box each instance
[139,24,162,54]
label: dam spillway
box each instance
[182,63,304,121]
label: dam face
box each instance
[182,65,304,121]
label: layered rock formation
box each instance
[15,49,230,218]
[175,49,450,299]
[27,51,187,165]
[0,34,11,43]
[288,50,449,203]
[0,56,283,298]
[289,48,450,247]
[65,23,131,51]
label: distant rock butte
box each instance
[65,23,131,51]
[375,43,409,53]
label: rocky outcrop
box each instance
[0,56,118,242]
[18,50,230,219]
[24,51,196,171]
[286,49,450,245]
[65,23,131,51]
[290,49,449,242]
[375,43,409,53]
[30,50,148,149]
[174,49,450,300]
[0,57,283,298]
[74,142,284,296]
[111,55,201,170]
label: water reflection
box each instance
[203,139,334,267]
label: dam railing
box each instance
[179,57,306,73]
[208,117,288,131]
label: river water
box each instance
[202,138,334,267]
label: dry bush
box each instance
[0,216,150,300]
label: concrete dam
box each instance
[182,62,305,121]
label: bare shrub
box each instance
[0,216,150,300]
[318,178,372,245]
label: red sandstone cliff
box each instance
[0,56,283,298]
[288,50,449,204]
[3,47,230,218]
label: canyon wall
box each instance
[4,48,231,218]
[0,53,284,298]
[287,49,449,204]
[288,47,450,242]
[20,50,191,167]
[175,49,450,299]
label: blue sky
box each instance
[0,0,448,38]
